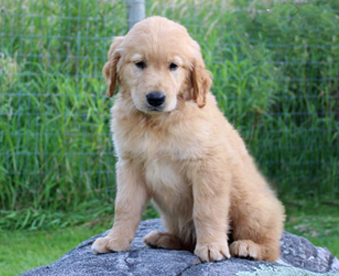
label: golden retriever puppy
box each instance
[91,16,285,263]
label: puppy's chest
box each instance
[144,158,186,190]
[114,123,191,183]
[144,158,192,211]
[115,124,203,163]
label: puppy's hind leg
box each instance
[230,193,285,262]
[143,230,186,251]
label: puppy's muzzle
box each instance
[146,92,166,108]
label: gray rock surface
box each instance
[21,219,339,276]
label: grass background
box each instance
[1,0,339,219]
[0,0,339,275]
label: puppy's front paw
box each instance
[91,236,130,254]
[194,242,231,262]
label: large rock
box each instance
[21,219,339,276]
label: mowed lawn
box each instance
[1,203,338,276]
[0,221,110,276]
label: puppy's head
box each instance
[103,16,212,113]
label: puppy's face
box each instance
[120,43,189,113]
[103,17,212,113]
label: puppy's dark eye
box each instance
[169,63,178,71]
[135,61,146,69]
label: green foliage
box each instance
[0,200,113,231]
[1,0,339,230]
[0,0,125,213]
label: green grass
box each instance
[0,222,110,276]
[1,201,338,276]
[284,199,339,257]
[0,0,339,228]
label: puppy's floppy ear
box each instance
[103,36,124,97]
[191,41,212,108]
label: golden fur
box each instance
[91,16,285,262]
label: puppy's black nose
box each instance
[146,92,166,107]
